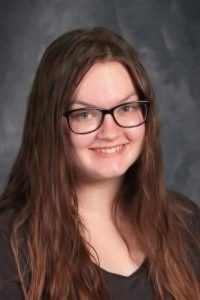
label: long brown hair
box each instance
[0,27,199,300]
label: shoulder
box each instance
[167,189,200,278]
[167,189,200,210]
[0,209,18,276]
[0,209,16,234]
[0,210,24,298]
[167,189,200,230]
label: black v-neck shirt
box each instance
[0,191,199,299]
[100,258,156,300]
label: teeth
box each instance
[94,145,124,154]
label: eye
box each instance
[120,103,136,112]
[79,111,92,119]
[70,109,94,120]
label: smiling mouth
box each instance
[90,144,128,154]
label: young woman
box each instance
[0,27,199,300]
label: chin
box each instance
[90,168,129,181]
[75,159,134,182]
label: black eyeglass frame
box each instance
[63,100,150,134]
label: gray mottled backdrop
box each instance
[0,1,200,204]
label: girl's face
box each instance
[65,61,145,183]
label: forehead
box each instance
[73,61,138,107]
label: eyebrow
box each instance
[72,91,138,107]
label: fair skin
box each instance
[63,61,146,276]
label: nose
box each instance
[96,114,121,140]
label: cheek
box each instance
[70,132,96,149]
[126,124,145,142]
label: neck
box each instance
[77,177,123,222]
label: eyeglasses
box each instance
[63,100,150,134]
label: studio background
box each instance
[0,0,200,205]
